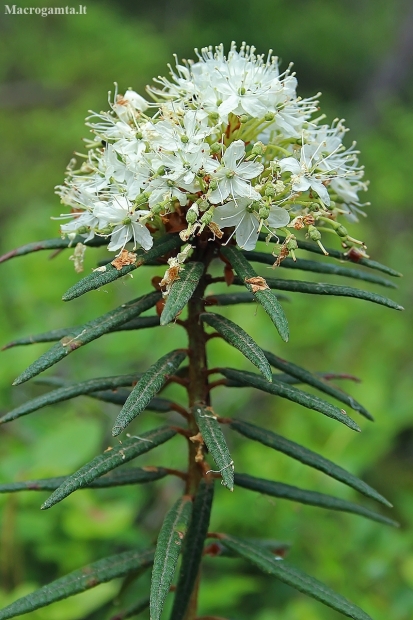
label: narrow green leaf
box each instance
[170,479,214,620]
[193,405,234,491]
[110,597,150,620]
[1,374,140,423]
[90,391,174,413]
[245,250,397,288]
[2,317,160,350]
[41,426,176,509]
[150,496,193,620]
[220,245,289,342]
[12,291,161,386]
[234,473,398,526]
[233,276,403,311]
[0,236,107,264]
[211,538,289,559]
[160,262,205,325]
[62,234,182,301]
[0,467,168,494]
[112,350,187,437]
[200,312,272,381]
[263,350,372,420]
[0,549,154,620]
[229,419,391,506]
[204,291,290,306]
[220,534,373,620]
[259,233,402,277]
[219,368,360,432]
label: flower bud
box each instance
[200,207,215,225]
[209,179,218,191]
[336,225,348,238]
[286,236,298,251]
[156,165,166,176]
[264,185,276,197]
[209,111,219,122]
[307,225,321,241]
[251,141,265,157]
[186,205,199,224]
[197,199,209,211]
[210,142,221,154]
[239,114,250,123]
[265,112,275,121]
[259,206,270,219]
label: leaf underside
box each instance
[160,261,204,325]
[220,534,373,620]
[0,548,154,620]
[150,495,193,620]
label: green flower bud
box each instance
[76,226,90,235]
[122,217,132,225]
[308,225,321,241]
[264,185,276,197]
[200,207,215,225]
[210,142,221,154]
[259,206,270,219]
[156,165,166,176]
[239,114,249,124]
[286,237,298,251]
[197,199,209,211]
[209,180,218,190]
[336,225,348,237]
[209,111,219,121]
[264,112,275,121]
[251,141,265,157]
[186,205,199,224]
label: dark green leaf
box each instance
[110,597,150,620]
[193,405,234,491]
[200,312,272,381]
[234,473,398,526]
[112,350,187,437]
[160,262,205,325]
[0,467,168,493]
[259,233,402,278]
[170,479,214,620]
[41,426,176,509]
[62,234,182,301]
[205,291,290,306]
[219,368,360,432]
[245,250,397,288]
[220,245,289,342]
[150,496,193,620]
[263,350,372,420]
[12,291,161,386]
[220,534,373,620]
[209,538,289,559]
[1,374,140,424]
[0,549,154,620]
[0,236,107,264]
[2,317,160,350]
[254,277,403,311]
[229,419,390,506]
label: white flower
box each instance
[279,154,331,205]
[204,140,263,204]
[94,196,153,252]
[213,199,290,250]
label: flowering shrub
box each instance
[0,44,402,620]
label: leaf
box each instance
[2,317,160,350]
[200,312,272,381]
[209,538,289,559]
[41,426,176,509]
[150,495,193,620]
[219,368,360,432]
[160,261,205,325]
[193,405,234,491]
[0,467,169,494]
[220,534,373,620]
[263,350,372,420]
[259,233,402,278]
[0,235,107,264]
[110,597,150,620]
[0,549,154,620]
[229,419,391,506]
[12,291,161,386]
[170,479,214,620]
[232,276,403,311]
[62,234,182,301]
[1,374,141,423]
[234,473,398,526]
[220,245,289,342]
[112,350,187,437]
[204,291,289,306]
[245,250,397,288]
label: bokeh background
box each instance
[0,0,412,618]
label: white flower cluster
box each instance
[56,43,368,257]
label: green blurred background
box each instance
[0,0,412,618]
